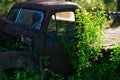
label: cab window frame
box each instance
[47,10,76,33]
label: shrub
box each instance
[0,0,26,17]
[60,9,107,79]
[61,9,120,80]
[74,10,106,79]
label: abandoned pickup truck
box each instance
[0,1,79,75]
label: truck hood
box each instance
[0,18,29,38]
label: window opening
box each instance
[7,8,44,30]
[7,8,20,22]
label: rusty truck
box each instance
[0,1,80,75]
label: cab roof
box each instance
[12,1,79,12]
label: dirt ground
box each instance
[104,28,120,49]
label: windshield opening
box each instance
[7,8,44,30]
[7,8,20,22]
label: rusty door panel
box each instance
[44,31,73,74]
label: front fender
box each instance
[0,18,29,38]
[0,51,35,70]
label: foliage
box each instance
[8,58,63,80]
[73,0,117,12]
[103,0,117,12]
[0,57,64,80]
[0,32,28,51]
[110,44,120,67]
[0,0,26,17]
[74,10,106,79]
[59,9,120,79]
[73,44,120,80]
[60,9,107,79]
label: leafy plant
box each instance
[60,9,120,80]
[0,32,28,51]
[60,9,107,79]
[73,0,117,12]
[0,0,26,17]
[73,10,106,79]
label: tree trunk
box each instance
[117,0,120,11]
[111,0,120,26]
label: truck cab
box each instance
[0,1,79,75]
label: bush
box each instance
[74,10,106,79]
[0,0,26,17]
[60,10,107,79]
[73,0,117,12]
[60,9,120,80]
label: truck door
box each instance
[44,11,76,74]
